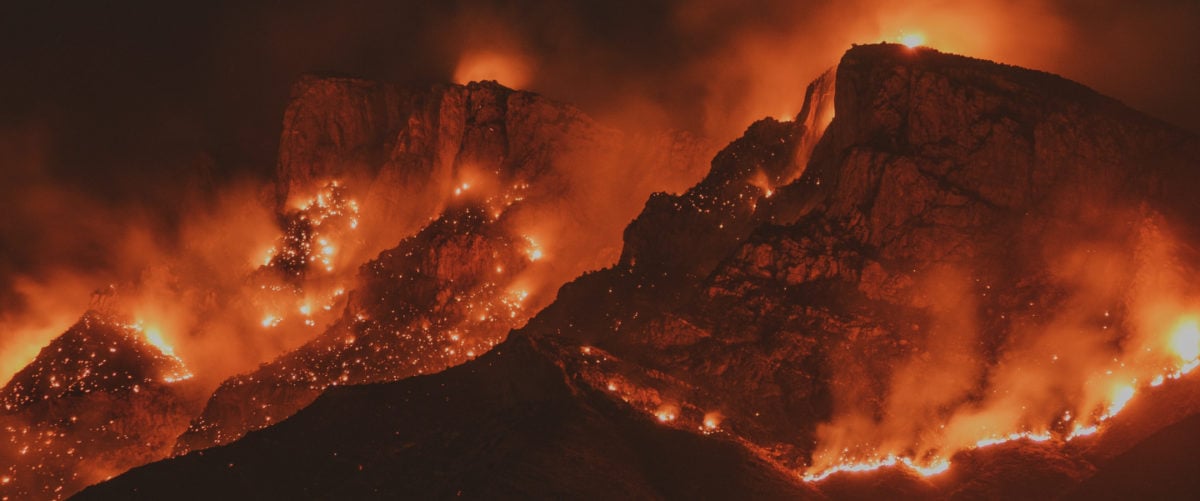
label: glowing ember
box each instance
[524,236,544,262]
[261,315,281,328]
[453,50,531,88]
[128,321,194,383]
[140,326,175,357]
[702,412,722,431]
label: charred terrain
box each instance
[3,43,1200,500]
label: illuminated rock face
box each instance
[84,44,1200,498]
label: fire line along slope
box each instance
[173,77,715,454]
[81,44,1200,499]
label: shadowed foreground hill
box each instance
[76,335,816,500]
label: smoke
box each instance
[1,0,1196,421]
[0,121,294,387]
[808,203,1200,475]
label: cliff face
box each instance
[275,77,711,256]
[83,45,1200,498]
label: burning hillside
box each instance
[0,311,204,500]
[0,75,712,499]
[69,44,1200,500]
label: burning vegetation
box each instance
[3,23,1200,501]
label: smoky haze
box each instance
[0,0,1197,380]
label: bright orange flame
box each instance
[802,455,950,482]
[702,412,723,430]
[1169,318,1200,363]
[130,322,193,383]
[803,309,1200,482]
[898,32,926,48]
[453,51,532,89]
[141,326,175,357]
[1107,383,1136,416]
[655,405,678,423]
[524,236,544,262]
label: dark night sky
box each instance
[0,0,1197,293]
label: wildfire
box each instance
[802,455,950,483]
[273,181,360,276]
[1106,383,1136,416]
[748,170,774,199]
[453,50,532,89]
[129,321,193,383]
[898,32,926,48]
[524,236,544,262]
[655,405,678,423]
[801,310,1200,483]
[1169,317,1200,363]
[702,412,723,432]
[974,431,1052,449]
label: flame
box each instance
[1169,317,1200,363]
[129,321,193,383]
[655,404,678,423]
[140,326,176,357]
[702,412,723,431]
[748,170,774,198]
[974,430,1052,449]
[802,308,1200,482]
[897,32,926,48]
[524,235,545,262]
[1107,383,1136,417]
[802,455,950,483]
[453,50,532,89]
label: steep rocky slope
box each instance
[174,78,714,453]
[81,44,1200,499]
